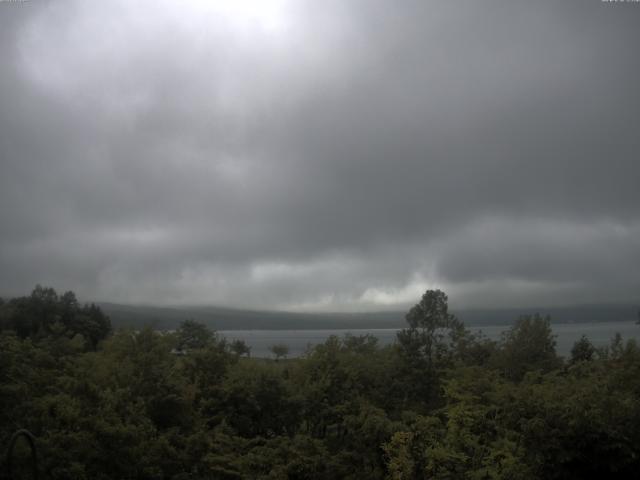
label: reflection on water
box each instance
[221,321,640,358]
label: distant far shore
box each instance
[99,301,639,331]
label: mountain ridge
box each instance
[98,302,640,330]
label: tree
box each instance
[270,343,290,361]
[75,303,111,349]
[397,289,467,369]
[220,362,299,437]
[498,314,560,381]
[0,286,111,349]
[176,319,213,351]
[230,339,251,357]
[570,335,595,364]
[342,333,379,354]
[394,290,473,409]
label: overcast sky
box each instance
[1,0,639,311]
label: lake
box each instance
[220,321,640,358]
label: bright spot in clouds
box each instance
[187,0,292,34]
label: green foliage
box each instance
[230,338,251,357]
[396,290,471,369]
[270,343,290,360]
[0,285,111,349]
[395,290,473,409]
[570,335,596,364]
[496,313,561,381]
[175,319,214,350]
[220,361,300,437]
[2,286,640,479]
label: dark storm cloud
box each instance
[1,0,639,310]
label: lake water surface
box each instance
[220,321,640,358]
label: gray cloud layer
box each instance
[1,0,639,311]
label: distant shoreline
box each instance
[217,320,640,358]
[100,301,639,331]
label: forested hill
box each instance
[99,303,406,330]
[99,302,639,330]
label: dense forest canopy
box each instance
[0,285,111,349]
[2,286,640,479]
